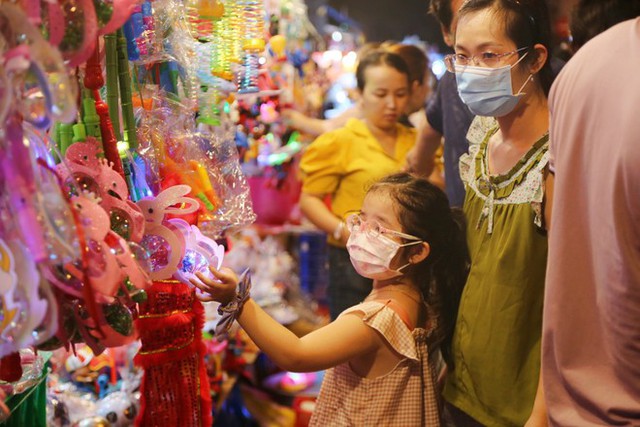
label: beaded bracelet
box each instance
[215,269,252,338]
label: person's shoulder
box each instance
[553,19,639,97]
[567,18,639,70]
[315,118,364,140]
[304,120,364,156]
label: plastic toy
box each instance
[137,185,199,280]
[57,0,99,67]
[58,139,145,242]
[237,0,266,94]
[171,218,224,285]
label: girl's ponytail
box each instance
[430,208,469,367]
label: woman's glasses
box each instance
[444,47,528,72]
[346,213,421,241]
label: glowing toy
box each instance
[137,185,200,281]
[171,218,225,285]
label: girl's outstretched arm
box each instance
[192,267,382,373]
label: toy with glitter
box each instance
[137,185,200,281]
[57,139,146,242]
[170,218,225,285]
[57,0,99,67]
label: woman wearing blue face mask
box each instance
[441,1,555,426]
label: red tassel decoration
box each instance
[134,280,212,427]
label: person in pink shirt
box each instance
[542,16,640,426]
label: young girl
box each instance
[192,173,468,426]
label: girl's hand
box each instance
[190,267,239,305]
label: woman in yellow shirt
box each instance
[299,50,416,319]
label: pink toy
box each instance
[57,0,98,67]
[43,192,151,352]
[259,101,279,124]
[55,193,151,302]
[62,193,124,302]
[58,140,146,242]
[171,218,225,285]
[0,119,79,266]
[0,116,46,260]
[137,185,200,281]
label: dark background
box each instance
[305,0,449,51]
[303,0,576,53]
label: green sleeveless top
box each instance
[443,127,549,426]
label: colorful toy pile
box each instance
[0,0,316,424]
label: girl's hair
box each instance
[369,173,469,367]
[458,0,555,96]
[355,50,411,92]
[387,44,429,85]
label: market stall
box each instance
[0,0,328,425]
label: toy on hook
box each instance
[137,185,200,281]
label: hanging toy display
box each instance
[133,185,212,427]
[195,42,223,126]
[237,0,266,94]
[0,0,324,422]
[57,139,146,242]
[186,0,225,41]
